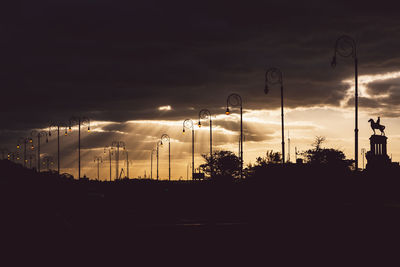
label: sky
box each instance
[2,1,400,179]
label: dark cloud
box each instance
[2,1,400,142]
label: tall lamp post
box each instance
[265,68,285,164]
[183,119,195,179]
[31,130,48,172]
[161,134,171,181]
[150,148,156,180]
[198,109,213,178]
[111,141,125,180]
[331,35,358,170]
[104,146,113,181]
[69,116,90,179]
[94,156,103,180]
[49,122,68,174]
[226,94,243,179]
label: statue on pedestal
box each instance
[368,117,385,135]
[366,117,391,170]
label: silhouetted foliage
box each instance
[265,150,282,164]
[200,150,240,180]
[302,136,352,168]
[246,150,283,178]
[249,150,282,168]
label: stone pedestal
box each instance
[366,135,391,170]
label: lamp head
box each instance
[29,138,33,143]
[48,131,51,137]
[264,84,269,94]
[88,126,90,133]
[331,56,337,68]
[68,126,72,132]
[183,128,185,134]
[17,144,20,149]
[198,121,201,128]
[225,107,230,115]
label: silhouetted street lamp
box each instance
[31,130,48,172]
[265,68,285,164]
[6,151,16,162]
[104,146,113,181]
[156,140,162,180]
[17,137,31,167]
[331,35,359,170]
[69,116,90,179]
[111,141,125,180]
[226,93,243,179]
[198,109,213,178]
[49,122,68,174]
[94,156,103,180]
[161,134,171,181]
[183,119,195,179]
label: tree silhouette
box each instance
[200,150,240,180]
[265,150,282,164]
[251,150,282,168]
[302,136,352,168]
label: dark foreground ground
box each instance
[1,160,400,265]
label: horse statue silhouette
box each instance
[368,117,385,135]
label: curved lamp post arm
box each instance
[331,35,357,68]
[198,109,211,127]
[226,93,242,115]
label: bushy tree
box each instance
[252,150,282,168]
[266,150,282,164]
[200,150,240,180]
[302,136,352,168]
